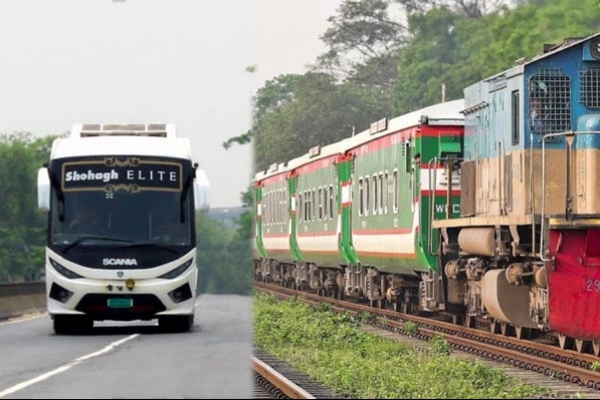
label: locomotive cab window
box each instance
[529,69,571,135]
[512,90,520,145]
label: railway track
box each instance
[252,349,342,399]
[255,281,600,398]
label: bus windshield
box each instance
[48,156,194,249]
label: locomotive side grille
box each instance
[580,69,600,109]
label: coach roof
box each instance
[50,135,194,161]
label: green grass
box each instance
[253,291,552,399]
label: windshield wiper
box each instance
[118,242,178,254]
[62,236,134,253]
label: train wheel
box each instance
[515,326,530,340]
[465,315,476,329]
[400,302,406,314]
[558,333,573,350]
[592,340,600,357]
[575,338,586,353]
[451,315,463,326]
[489,319,498,334]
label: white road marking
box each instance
[0,296,200,396]
[0,334,139,398]
[0,313,48,327]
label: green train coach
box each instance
[253,99,464,314]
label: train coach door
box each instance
[254,181,267,259]
[336,152,357,265]
[287,170,302,262]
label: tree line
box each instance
[224,0,600,175]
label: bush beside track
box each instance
[253,291,551,399]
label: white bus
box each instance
[37,123,210,334]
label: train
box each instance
[252,31,600,356]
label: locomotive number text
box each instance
[586,278,600,292]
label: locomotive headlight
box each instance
[126,278,135,290]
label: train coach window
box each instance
[364,183,368,216]
[373,174,378,215]
[322,187,326,219]
[303,190,307,222]
[311,189,317,221]
[298,193,303,222]
[276,189,280,224]
[384,172,389,214]
[305,190,309,222]
[379,173,384,215]
[364,176,371,215]
[275,190,279,225]
[306,190,310,222]
[393,169,398,213]
[330,184,334,219]
[358,178,364,216]
[318,187,323,220]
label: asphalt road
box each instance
[0,294,253,399]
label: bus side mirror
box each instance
[37,167,51,211]
[194,169,210,212]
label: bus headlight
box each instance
[158,259,193,280]
[49,258,83,279]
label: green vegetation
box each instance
[0,132,57,282]
[195,208,252,296]
[253,291,551,399]
[404,320,418,335]
[224,0,600,176]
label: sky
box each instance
[0,0,343,208]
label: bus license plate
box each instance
[107,298,133,308]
